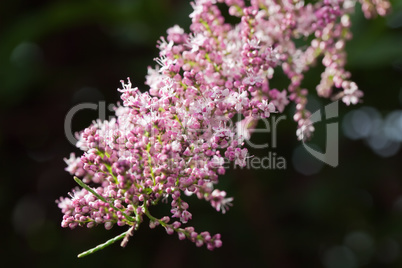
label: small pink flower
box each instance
[243,72,264,86]
[342,81,363,106]
[209,190,233,214]
[271,90,289,113]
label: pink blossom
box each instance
[342,81,363,105]
[209,189,233,214]
[271,90,289,113]
[58,0,390,255]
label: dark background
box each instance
[1,0,402,267]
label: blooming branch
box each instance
[57,0,390,257]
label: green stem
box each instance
[77,228,131,258]
[146,144,156,185]
[143,207,156,222]
[143,205,196,241]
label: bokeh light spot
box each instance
[323,246,357,268]
[10,42,43,68]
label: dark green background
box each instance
[1,0,402,267]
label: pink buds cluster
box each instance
[58,0,390,255]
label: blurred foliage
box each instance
[1,0,402,267]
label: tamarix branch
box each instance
[57,0,390,257]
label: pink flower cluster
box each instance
[58,0,389,253]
